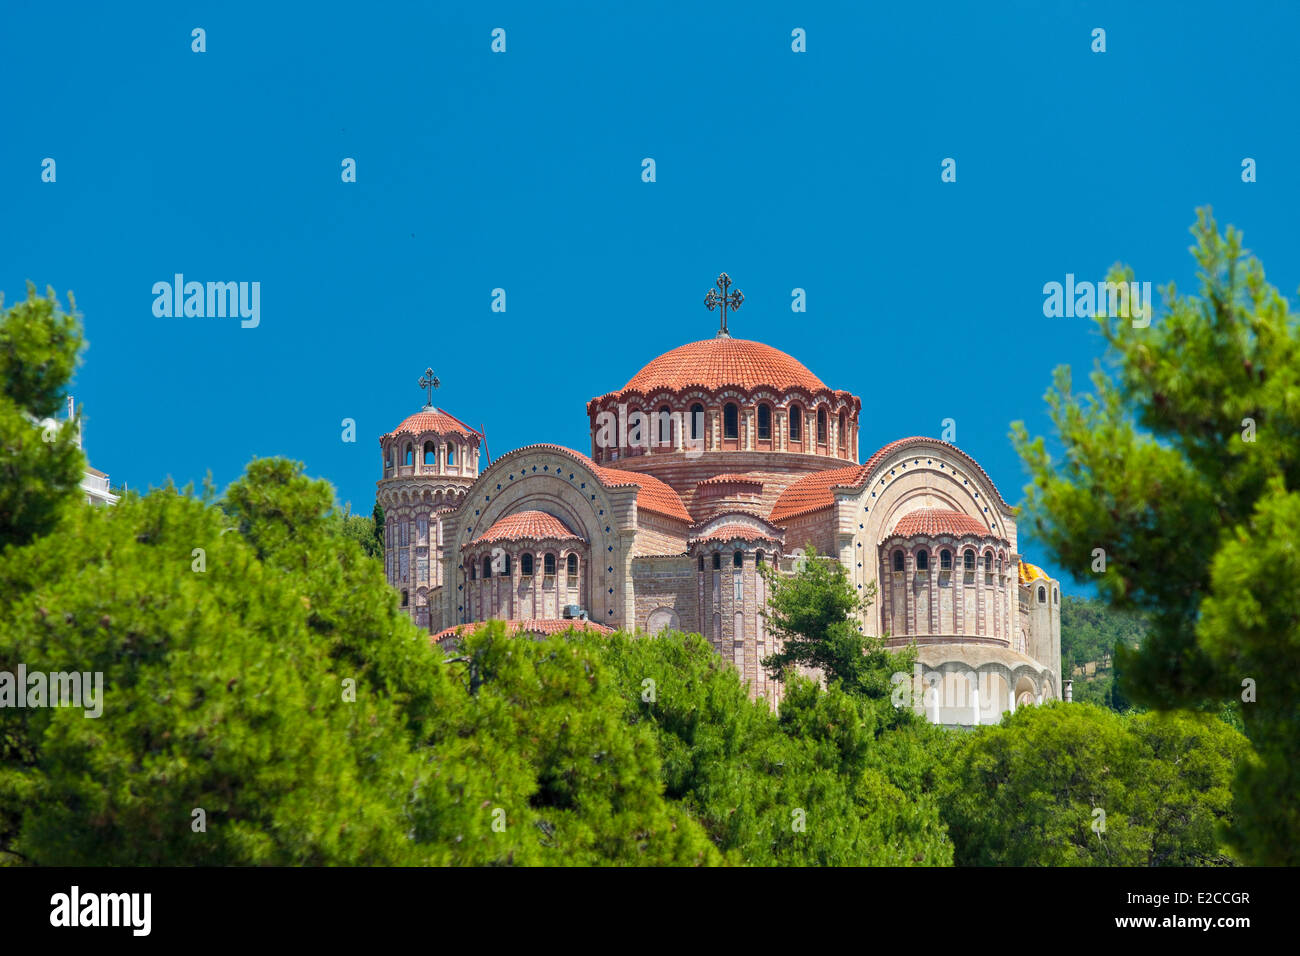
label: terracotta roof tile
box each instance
[431,618,615,644]
[697,473,765,488]
[768,464,867,522]
[891,508,992,538]
[383,407,480,440]
[594,462,693,522]
[691,523,783,544]
[768,436,1016,522]
[472,510,582,545]
[591,338,858,405]
[487,444,693,523]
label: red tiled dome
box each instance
[384,407,479,439]
[691,523,781,544]
[892,508,991,538]
[432,618,615,644]
[472,510,582,545]
[617,338,829,394]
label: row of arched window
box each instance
[698,550,767,570]
[468,552,579,580]
[387,440,458,467]
[607,400,851,452]
[892,548,1004,574]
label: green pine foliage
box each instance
[1060,594,1146,711]
[331,502,383,560]
[1011,207,1300,863]
[589,630,953,865]
[1059,594,1146,676]
[759,547,917,730]
[0,284,86,553]
[938,703,1248,866]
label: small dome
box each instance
[617,338,830,395]
[471,510,582,545]
[384,407,479,440]
[1018,560,1050,585]
[691,523,781,545]
[892,508,991,538]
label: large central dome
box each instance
[619,338,829,395]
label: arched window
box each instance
[385,447,393,468]
[502,553,511,575]
[893,550,904,572]
[446,444,456,466]
[1038,586,1046,603]
[404,444,413,466]
[690,403,704,440]
[916,550,929,571]
[816,408,828,444]
[470,561,477,580]
[658,405,672,446]
[521,553,534,576]
[483,556,492,579]
[756,550,765,565]
[757,404,772,441]
[698,554,704,571]
[401,589,409,606]
[724,402,739,440]
[789,405,802,441]
[964,549,976,571]
[940,549,952,570]
[567,554,578,576]
[984,553,994,571]
[733,550,743,568]
[997,557,1003,574]
[838,410,847,447]
[544,553,556,576]
[1054,588,1059,604]
[423,441,436,464]
[712,553,721,570]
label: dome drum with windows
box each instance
[587,337,862,466]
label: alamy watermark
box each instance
[0,665,104,718]
[152,275,260,328]
[1042,274,1151,328]
[593,403,705,460]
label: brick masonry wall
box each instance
[632,556,697,633]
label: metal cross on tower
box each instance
[418,368,440,408]
[704,272,743,338]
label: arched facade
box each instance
[461,510,589,623]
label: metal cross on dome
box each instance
[418,368,440,408]
[704,272,743,338]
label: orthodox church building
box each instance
[376,277,1061,724]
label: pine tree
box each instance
[1011,207,1300,863]
[0,284,85,552]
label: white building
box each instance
[38,396,119,507]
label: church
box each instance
[376,275,1061,725]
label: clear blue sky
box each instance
[4,1,1297,594]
